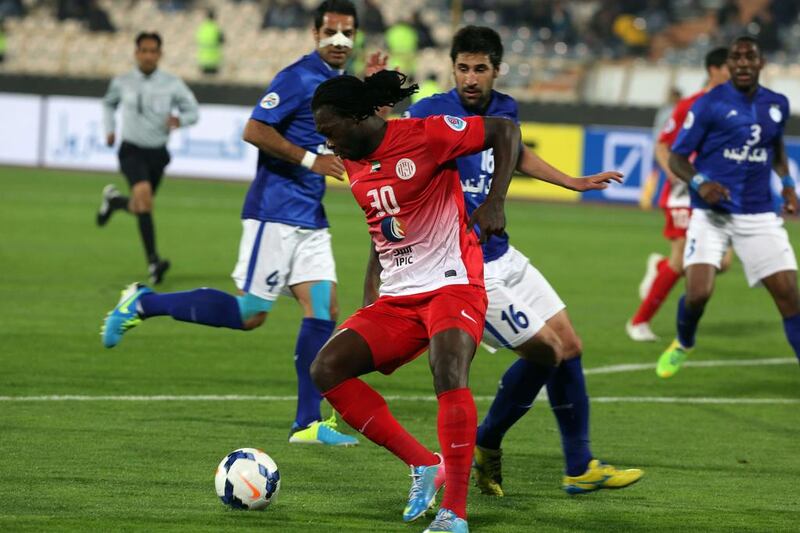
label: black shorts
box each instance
[118,141,171,192]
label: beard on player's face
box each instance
[453,53,497,112]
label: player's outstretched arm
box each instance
[468,117,520,243]
[773,138,797,215]
[242,119,345,180]
[669,150,730,205]
[362,242,382,307]
[517,144,623,191]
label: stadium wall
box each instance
[3,89,799,205]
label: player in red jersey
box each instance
[627,47,732,341]
[310,71,520,533]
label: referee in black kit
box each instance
[97,31,199,284]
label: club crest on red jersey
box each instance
[395,158,416,180]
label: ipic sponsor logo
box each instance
[393,245,414,266]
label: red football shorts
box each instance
[663,207,692,240]
[340,284,488,375]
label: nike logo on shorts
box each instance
[461,309,478,325]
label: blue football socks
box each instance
[547,357,592,477]
[782,313,800,362]
[676,294,704,349]
[476,358,556,450]
[293,317,335,428]
[138,288,245,329]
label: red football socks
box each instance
[323,378,438,467]
[437,387,477,519]
[632,259,681,325]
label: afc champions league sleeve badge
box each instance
[260,92,280,109]
[770,105,783,123]
[444,115,467,131]
[381,216,406,242]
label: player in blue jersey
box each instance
[656,36,800,378]
[100,0,363,446]
[405,26,643,496]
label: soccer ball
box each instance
[215,448,281,510]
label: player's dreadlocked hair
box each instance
[312,71,419,122]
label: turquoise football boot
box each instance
[101,282,152,348]
[423,508,469,533]
[403,454,444,522]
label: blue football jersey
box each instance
[241,51,343,228]
[407,89,519,262]
[672,81,790,214]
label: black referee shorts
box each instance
[118,141,171,193]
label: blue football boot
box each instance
[101,282,152,348]
[403,453,445,522]
[423,508,469,533]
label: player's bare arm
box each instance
[468,117,519,243]
[668,150,730,204]
[362,242,381,307]
[773,137,797,215]
[517,144,623,191]
[243,118,345,180]
[654,141,682,184]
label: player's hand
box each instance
[572,171,624,191]
[365,51,389,77]
[312,154,346,181]
[468,197,505,244]
[166,116,180,130]
[106,133,116,147]
[782,186,798,215]
[698,181,730,205]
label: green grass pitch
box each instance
[1,166,798,532]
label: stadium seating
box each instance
[1,0,800,109]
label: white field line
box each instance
[0,395,798,405]
[1,358,796,405]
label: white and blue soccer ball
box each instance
[215,448,281,510]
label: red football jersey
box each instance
[657,90,705,209]
[343,115,487,297]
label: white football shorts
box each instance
[482,245,566,351]
[684,209,797,287]
[231,220,337,301]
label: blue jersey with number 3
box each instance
[672,81,789,214]
[242,51,342,228]
[407,89,519,261]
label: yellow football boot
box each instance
[563,459,643,494]
[472,445,504,497]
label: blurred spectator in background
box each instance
[717,0,780,52]
[262,0,308,30]
[196,7,224,75]
[361,0,384,33]
[0,18,6,64]
[550,0,576,44]
[385,17,417,77]
[410,73,441,103]
[87,0,115,33]
[0,0,24,18]
[412,10,434,49]
[158,0,190,12]
[57,0,88,21]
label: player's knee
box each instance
[236,293,273,330]
[685,290,711,310]
[518,329,563,367]
[561,333,582,359]
[430,349,472,392]
[242,312,267,330]
[310,348,346,392]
